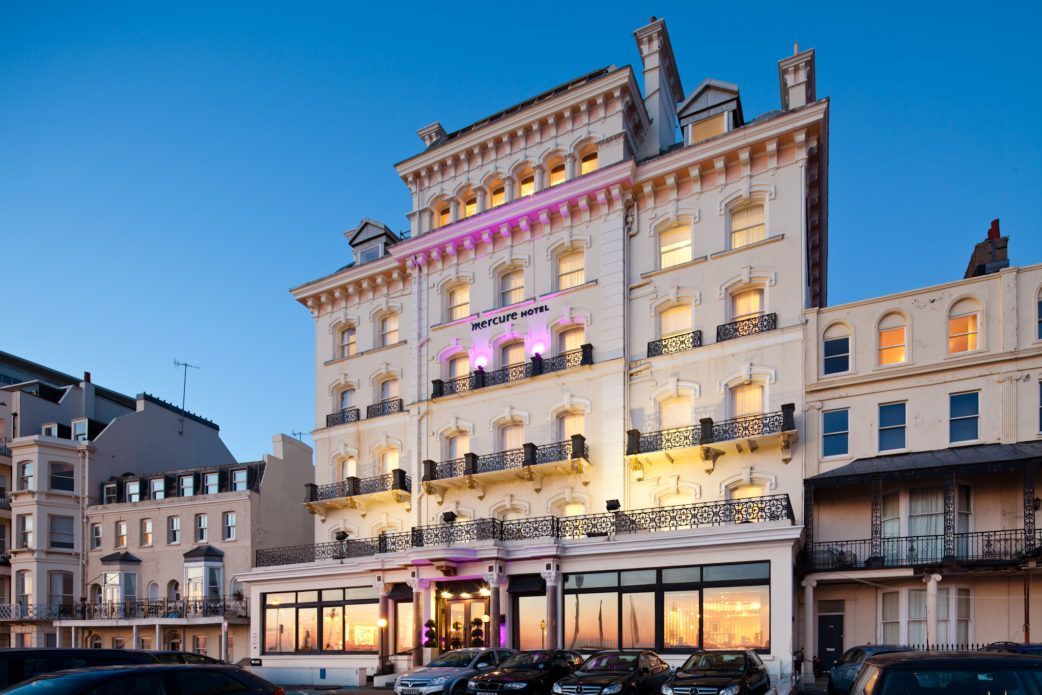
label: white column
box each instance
[484,571,502,648]
[132,624,139,649]
[221,621,229,662]
[504,178,515,203]
[476,188,487,214]
[925,573,941,646]
[541,569,560,650]
[71,626,77,648]
[154,624,161,649]
[534,168,545,193]
[450,199,460,223]
[55,628,62,648]
[802,579,816,678]
[565,153,577,180]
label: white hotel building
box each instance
[239,18,827,686]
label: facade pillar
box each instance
[541,569,560,650]
[870,477,883,559]
[925,574,941,646]
[476,188,487,213]
[131,624,139,650]
[55,627,62,648]
[534,168,545,193]
[565,153,577,180]
[802,579,816,677]
[376,582,390,668]
[154,624,161,650]
[504,178,515,203]
[70,625,77,648]
[450,199,460,223]
[408,578,431,667]
[484,570,502,648]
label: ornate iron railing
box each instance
[442,373,476,396]
[0,443,10,458]
[0,603,76,621]
[627,406,795,455]
[636,426,699,454]
[647,330,702,358]
[257,494,794,567]
[713,411,785,441]
[541,348,584,374]
[308,471,411,502]
[534,439,587,464]
[476,448,526,474]
[67,597,248,621]
[366,398,403,418]
[716,313,778,342]
[424,436,588,482]
[432,345,593,399]
[483,362,533,387]
[804,529,1030,572]
[434,458,466,479]
[325,407,359,427]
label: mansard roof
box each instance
[677,78,743,127]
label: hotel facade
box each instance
[240,18,826,687]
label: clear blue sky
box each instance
[2,1,1040,460]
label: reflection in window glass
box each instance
[702,586,769,650]
[565,573,617,590]
[564,592,618,650]
[395,602,413,653]
[517,594,549,650]
[703,563,770,582]
[323,605,344,651]
[662,567,701,584]
[298,607,318,653]
[621,592,656,648]
[264,606,296,652]
[620,570,657,586]
[663,590,699,649]
[346,602,379,651]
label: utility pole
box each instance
[173,359,200,435]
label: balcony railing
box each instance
[366,398,403,419]
[0,497,10,511]
[647,330,703,358]
[307,470,410,503]
[716,313,778,342]
[0,443,10,457]
[68,597,248,621]
[255,493,795,567]
[422,436,588,482]
[431,345,593,399]
[804,529,1032,572]
[0,603,76,621]
[627,405,795,455]
[325,407,360,427]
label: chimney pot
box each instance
[988,218,1000,240]
[84,371,91,383]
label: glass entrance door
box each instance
[443,597,489,650]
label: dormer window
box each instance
[41,423,57,437]
[358,245,382,264]
[103,484,117,505]
[72,419,88,442]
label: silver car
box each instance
[396,648,517,695]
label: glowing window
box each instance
[878,314,907,365]
[731,288,764,321]
[339,388,354,411]
[380,313,399,346]
[730,484,766,500]
[558,412,584,440]
[500,269,524,307]
[490,187,506,207]
[580,152,598,175]
[519,176,535,197]
[339,326,356,357]
[660,306,692,337]
[447,433,469,459]
[380,449,399,473]
[500,341,525,367]
[380,379,399,400]
[659,226,692,269]
[549,164,566,187]
[447,285,470,321]
[660,396,692,430]
[448,354,469,379]
[437,207,451,228]
[463,197,477,218]
[557,250,585,290]
[500,424,524,451]
[558,327,584,353]
[729,202,766,249]
[731,383,764,417]
[948,299,981,353]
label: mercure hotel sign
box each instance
[471,304,549,331]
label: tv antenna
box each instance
[291,431,310,442]
[173,359,200,434]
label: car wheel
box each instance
[451,682,467,695]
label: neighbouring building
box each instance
[0,353,314,654]
[800,223,1042,666]
[240,18,827,687]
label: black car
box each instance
[663,650,770,695]
[0,648,160,689]
[552,651,672,695]
[146,650,226,665]
[981,641,1042,655]
[850,651,1042,694]
[468,650,584,695]
[1,663,283,695]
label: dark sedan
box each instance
[0,663,283,695]
[662,650,770,695]
[552,651,672,695]
[827,645,914,695]
[469,650,584,695]
[850,651,1042,694]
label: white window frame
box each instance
[499,269,524,308]
[223,512,236,541]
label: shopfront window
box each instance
[564,592,618,650]
[517,594,549,650]
[663,590,699,649]
[395,601,414,653]
[702,586,769,650]
[262,587,380,654]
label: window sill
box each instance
[820,369,856,380]
[821,454,853,463]
[873,361,915,372]
[949,439,983,448]
[943,348,986,361]
[878,447,909,456]
[641,256,707,281]
[710,233,785,260]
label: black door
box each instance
[818,613,844,669]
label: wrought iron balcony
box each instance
[55,597,248,621]
[366,397,403,418]
[803,529,1033,572]
[257,493,795,567]
[0,602,76,621]
[307,470,410,503]
[431,345,593,399]
[626,404,796,455]
[716,313,778,342]
[325,407,360,427]
[422,435,588,483]
[647,330,702,358]
[0,496,9,511]
[0,443,10,457]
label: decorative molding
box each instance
[718,266,777,299]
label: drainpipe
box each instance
[78,446,90,647]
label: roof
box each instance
[866,650,1042,667]
[346,218,400,247]
[100,551,141,565]
[183,544,225,560]
[677,78,743,126]
[138,393,219,430]
[808,441,1042,487]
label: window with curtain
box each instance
[395,601,414,653]
[380,313,399,346]
[558,412,584,440]
[659,226,692,269]
[519,175,535,197]
[447,285,470,321]
[340,456,357,480]
[580,151,598,175]
[549,163,566,187]
[500,269,524,307]
[500,424,523,451]
[878,314,907,365]
[380,379,399,400]
[730,288,764,320]
[908,589,926,644]
[448,354,469,380]
[663,590,699,649]
[956,589,971,643]
[490,186,505,208]
[379,449,399,474]
[729,202,766,249]
[447,433,469,460]
[500,341,525,367]
[948,299,981,353]
[729,484,766,500]
[339,326,357,358]
[881,591,900,643]
[730,383,764,417]
[557,250,585,290]
[660,305,692,338]
[660,396,692,430]
[463,196,477,218]
[437,206,451,228]
[558,327,584,353]
[909,487,944,563]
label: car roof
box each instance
[860,645,915,654]
[47,663,241,676]
[866,651,1042,667]
[689,649,748,655]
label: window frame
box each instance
[140,518,153,547]
[447,283,471,322]
[658,225,693,270]
[878,401,907,452]
[822,408,850,458]
[167,516,181,545]
[949,391,980,444]
[231,469,248,492]
[339,325,357,358]
[947,301,982,354]
[223,511,236,541]
[379,313,400,347]
[556,249,586,291]
[195,514,208,543]
[48,514,75,550]
[727,200,767,250]
[499,268,525,308]
[822,335,851,376]
[115,520,127,548]
[48,462,75,493]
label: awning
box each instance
[807,440,1042,488]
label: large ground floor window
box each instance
[880,586,971,645]
[263,586,379,654]
[562,561,770,653]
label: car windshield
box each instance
[878,668,1042,694]
[500,652,552,669]
[681,653,745,674]
[428,651,481,668]
[580,654,637,673]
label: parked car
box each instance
[981,641,1042,655]
[0,663,283,695]
[850,651,1042,694]
[395,648,518,695]
[0,648,160,689]
[468,650,584,695]
[145,650,226,665]
[662,650,770,695]
[552,650,671,695]
[827,645,914,695]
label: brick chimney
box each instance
[964,219,1009,278]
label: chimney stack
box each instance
[634,17,684,158]
[83,371,91,383]
[778,47,816,110]
[964,218,1009,278]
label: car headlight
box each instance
[603,685,623,695]
[661,686,673,695]
[504,683,527,690]
[468,680,479,690]
[719,686,740,695]
[430,676,450,686]
[552,684,564,694]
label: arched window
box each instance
[167,580,180,601]
[728,200,766,249]
[379,449,399,474]
[499,423,524,451]
[659,225,692,269]
[446,433,469,460]
[878,313,908,365]
[340,456,357,480]
[488,180,506,208]
[948,298,982,353]
[660,395,692,430]
[89,583,102,604]
[500,340,525,367]
[435,205,451,229]
[379,312,399,347]
[579,149,598,176]
[447,284,470,321]
[517,167,536,197]
[557,412,584,440]
[448,354,470,380]
[379,378,399,401]
[659,305,692,338]
[552,500,586,517]
[558,327,585,354]
[822,324,851,375]
[556,250,585,290]
[730,288,764,321]
[338,326,356,358]
[547,157,566,187]
[463,195,478,218]
[730,383,764,417]
[147,582,160,601]
[89,634,103,649]
[499,269,524,307]
[338,388,355,412]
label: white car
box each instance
[396,648,517,695]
